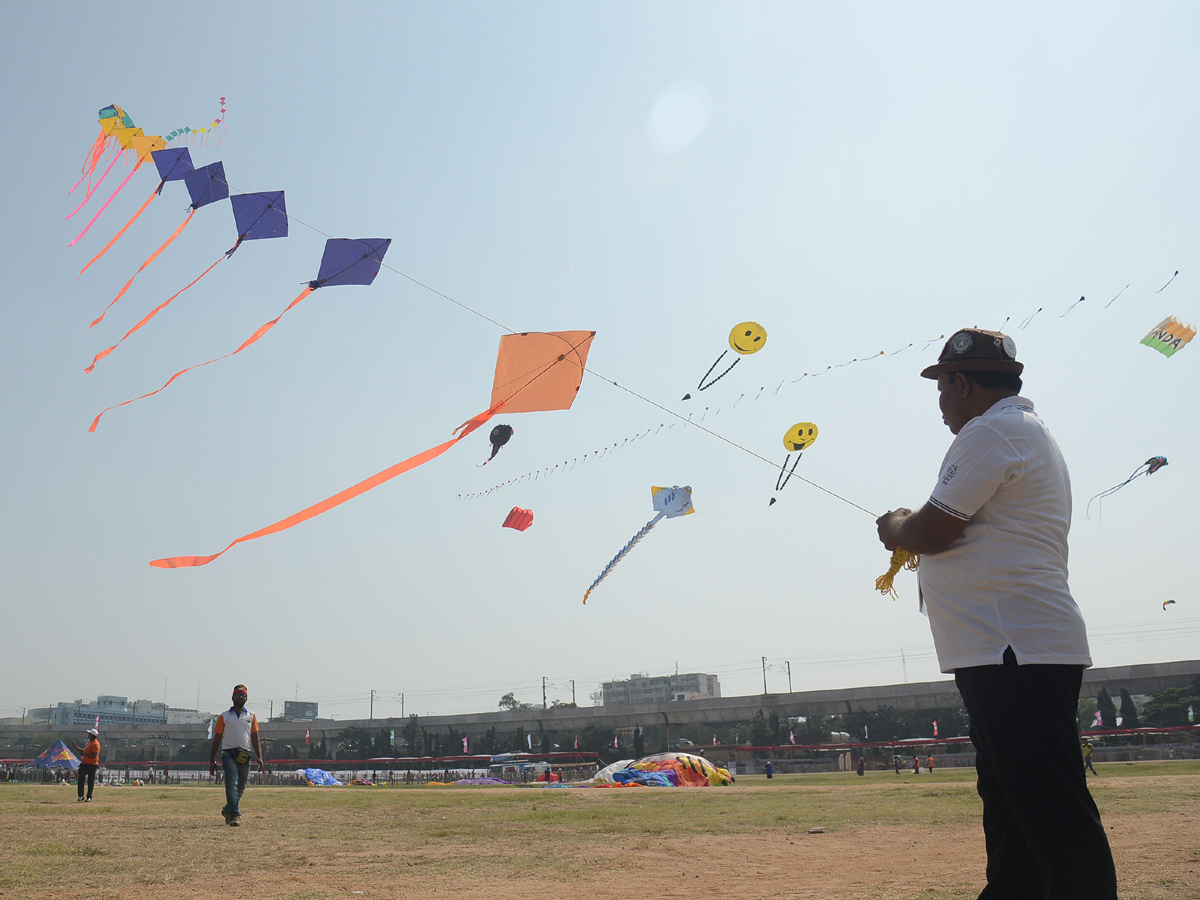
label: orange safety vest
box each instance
[82,739,100,766]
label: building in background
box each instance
[46,695,210,727]
[602,673,720,706]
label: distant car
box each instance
[678,739,694,746]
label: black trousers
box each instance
[77,764,97,799]
[954,648,1117,900]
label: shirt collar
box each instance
[984,394,1033,416]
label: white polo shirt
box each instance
[215,707,258,753]
[919,396,1091,672]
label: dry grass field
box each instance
[1,762,1197,900]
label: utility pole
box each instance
[370,690,375,721]
[400,693,404,718]
[269,700,274,720]
[571,680,576,706]
[901,649,908,684]
[542,677,548,710]
[785,661,792,693]
[762,657,768,694]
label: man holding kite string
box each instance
[876,327,1116,898]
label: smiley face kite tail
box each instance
[682,322,767,400]
[770,422,818,505]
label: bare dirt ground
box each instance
[2,770,1197,900]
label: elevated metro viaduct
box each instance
[4,659,1195,763]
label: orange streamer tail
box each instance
[90,208,195,329]
[77,186,159,278]
[88,286,314,431]
[149,405,502,568]
[68,132,110,196]
[85,254,226,373]
[65,148,121,219]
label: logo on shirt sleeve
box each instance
[941,463,958,485]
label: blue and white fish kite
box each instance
[583,485,694,604]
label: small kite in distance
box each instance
[1163,599,1176,611]
[503,507,534,531]
[682,322,766,400]
[583,485,694,603]
[1085,456,1168,521]
[1140,316,1196,358]
[481,424,513,465]
[770,422,818,506]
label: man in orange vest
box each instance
[71,728,101,802]
[209,684,265,826]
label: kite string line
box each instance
[215,174,518,335]
[211,175,872,519]
[591,372,877,518]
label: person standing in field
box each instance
[209,684,265,826]
[876,328,1116,898]
[913,755,921,775]
[926,755,936,774]
[71,727,100,802]
[1082,740,1098,776]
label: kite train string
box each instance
[207,177,1171,593]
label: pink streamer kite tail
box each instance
[68,158,143,248]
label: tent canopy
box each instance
[28,740,80,771]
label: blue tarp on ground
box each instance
[28,740,80,771]
[301,768,341,786]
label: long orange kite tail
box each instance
[68,157,143,248]
[68,131,110,196]
[149,404,503,568]
[229,285,314,355]
[90,208,195,329]
[87,286,314,430]
[85,254,226,373]
[77,186,159,278]
[65,148,121,219]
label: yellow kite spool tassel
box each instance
[875,547,920,599]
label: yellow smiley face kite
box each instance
[783,422,818,452]
[729,322,767,355]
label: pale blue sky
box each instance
[2,2,1197,720]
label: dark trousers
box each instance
[77,764,97,799]
[954,648,1117,899]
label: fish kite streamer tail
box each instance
[149,405,502,568]
[875,548,919,599]
[88,284,312,431]
[583,512,665,604]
